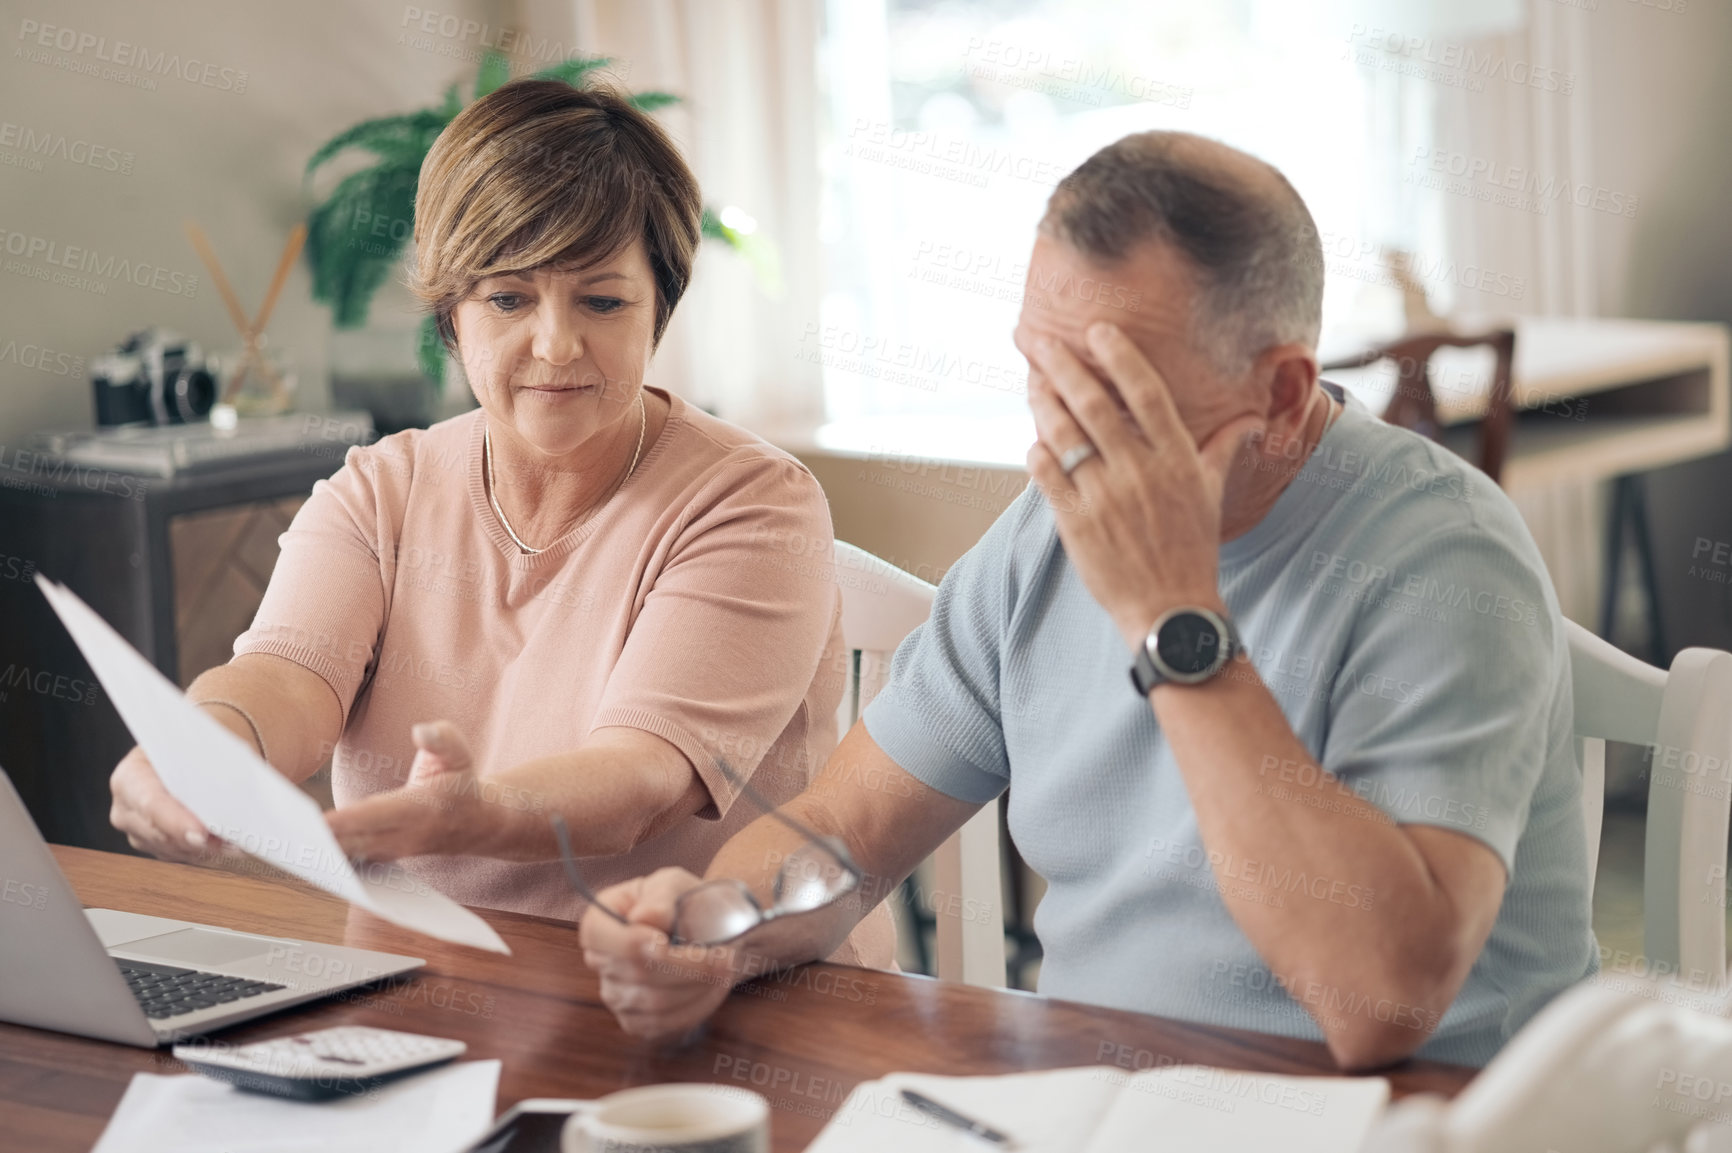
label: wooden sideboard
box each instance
[0,449,344,850]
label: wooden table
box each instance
[1326,316,1731,493]
[1,848,1477,1152]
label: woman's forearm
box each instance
[464,726,709,861]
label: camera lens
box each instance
[172,366,217,424]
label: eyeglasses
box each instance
[552,759,863,947]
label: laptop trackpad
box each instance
[120,927,274,968]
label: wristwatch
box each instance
[1130,606,1242,695]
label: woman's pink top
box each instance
[234,390,894,966]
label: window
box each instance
[811,0,1448,461]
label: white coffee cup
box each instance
[560,1084,770,1153]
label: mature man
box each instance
[579,132,1596,1069]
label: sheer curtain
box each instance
[560,0,824,430]
[1427,4,1605,625]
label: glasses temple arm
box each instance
[551,814,631,927]
[713,758,864,876]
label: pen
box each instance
[899,1087,1015,1146]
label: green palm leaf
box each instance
[417,314,447,386]
[530,55,613,87]
[438,81,463,119]
[474,50,511,99]
[304,108,452,179]
[305,163,420,327]
[627,91,681,112]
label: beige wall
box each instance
[795,450,1028,584]
[1583,0,1732,327]
[0,0,521,445]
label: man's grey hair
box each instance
[1040,132,1324,377]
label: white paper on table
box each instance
[91,1058,501,1153]
[37,575,508,954]
[1091,1065,1391,1152]
[811,1067,1125,1153]
[810,1066,1390,1153]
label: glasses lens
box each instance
[674,881,764,945]
[771,842,856,914]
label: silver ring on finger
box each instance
[1058,440,1099,477]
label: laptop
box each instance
[0,769,424,1047]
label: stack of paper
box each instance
[809,1065,1391,1152]
[91,1059,501,1153]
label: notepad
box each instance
[808,1065,1390,1153]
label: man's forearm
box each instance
[686,724,970,986]
[694,797,880,979]
[1149,663,1483,1058]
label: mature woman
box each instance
[108,79,894,966]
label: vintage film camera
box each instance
[90,328,218,427]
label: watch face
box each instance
[1153,611,1224,677]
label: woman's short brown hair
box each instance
[410,78,702,349]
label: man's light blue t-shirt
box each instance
[862,383,1598,1067]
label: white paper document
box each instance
[808,1065,1391,1153]
[37,575,508,953]
[91,1058,501,1153]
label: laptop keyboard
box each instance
[116,959,287,1020]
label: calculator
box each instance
[173,1025,467,1101]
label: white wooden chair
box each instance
[1568,619,1732,983]
[832,542,1007,988]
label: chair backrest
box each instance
[1322,327,1517,484]
[1566,618,1732,984]
[832,543,1007,988]
[832,543,937,734]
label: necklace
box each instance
[484,392,646,555]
